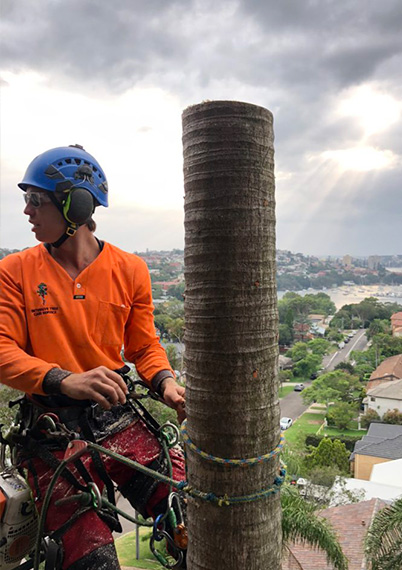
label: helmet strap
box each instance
[48,192,78,248]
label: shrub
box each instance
[305,434,361,452]
[360,408,381,429]
[382,408,402,425]
[326,402,356,431]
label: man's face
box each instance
[23,187,66,243]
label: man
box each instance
[0,145,186,569]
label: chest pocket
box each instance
[94,300,131,346]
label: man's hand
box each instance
[60,366,129,410]
[161,378,186,423]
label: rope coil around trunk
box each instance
[180,419,284,466]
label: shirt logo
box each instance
[36,282,48,305]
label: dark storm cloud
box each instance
[2,0,401,95]
[1,0,401,255]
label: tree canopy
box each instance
[305,437,350,473]
[330,297,402,329]
[302,370,360,409]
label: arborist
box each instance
[0,145,186,569]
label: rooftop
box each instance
[368,354,402,389]
[351,423,402,460]
[284,499,386,570]
[367,378,402,400]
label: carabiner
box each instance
[88,482,102,510]
[153,513,166,541]
[37,413,59,432]
[168,493,188,550]
[159,422,180,448]
[150,530,184,569]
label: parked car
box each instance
[294,383,305,391]
[280,417,293,430]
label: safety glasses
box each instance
[23,190,52,208]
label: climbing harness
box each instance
[1,378,285,570]
[0,380,187,570]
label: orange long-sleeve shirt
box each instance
[0,242,173,395]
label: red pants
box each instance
[26,420,185,569]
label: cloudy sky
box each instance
[1,0,401,256]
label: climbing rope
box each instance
[180,419,284,466]
[30,412,285,569]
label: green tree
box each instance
[279,324,293,346]
[167,317,184,343]
[308,338,331,356]
[303,292,336,316]
[281,485,348,570]
[305,438,350,473]
[350,346,379,380]
[366,319,391,340]
[292,353,322,379]
[287,341,309,362]
[151,283,164,299]
[326,329,344,343]
[167,282,185,300]
[302,371,360,410]
[365,497,402,570]
[0,386,21,431]
[164,344,180,371]
[326,402,356,431]
[334,361,355,374]
[372,333,402,358]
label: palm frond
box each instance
[365,497,402,570]
[281,486,348,570]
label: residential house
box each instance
[367,353,402,391]
[278,355,293,370]
[283,499,386,570]
[330,475,402,505]
[391,311,402,337]
[350,423,402,480]
[371,457,402,487]
[308,313,329,336]
[364,378,402,416]
[293,322,312,342]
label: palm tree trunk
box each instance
[182,100,281,569]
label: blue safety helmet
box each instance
[18,145,108,207]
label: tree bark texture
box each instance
[182,101,281,569]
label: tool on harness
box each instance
[4,381,187,569]
[0,469,39,570]
[150,518,184,570]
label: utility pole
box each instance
[182,101,282,569]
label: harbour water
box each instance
[278,284,402,311]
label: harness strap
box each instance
[78,410,122,533]
[127,397,161,438]
[33,440,87,493]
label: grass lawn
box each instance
[282,411,326,445]
[324,427,367,438]
[279,385,294,398]
[283,406,367,446]
[116,528,163,569]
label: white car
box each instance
[280,417,293,430]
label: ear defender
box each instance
[62,188,95,225]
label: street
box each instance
[322,329,368,371]
[280,329,368,422]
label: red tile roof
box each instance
[367,354,402,390]
[284,499,386,570]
